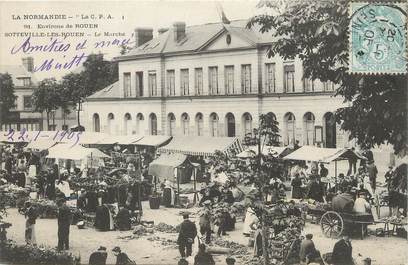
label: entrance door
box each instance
[324,113,336,148]
[226,113,235,137]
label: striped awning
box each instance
[158,136,243,157]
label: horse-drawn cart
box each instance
[308,206,374,239]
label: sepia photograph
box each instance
[0,0,407,264]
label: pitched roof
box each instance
[87,81,120,99]
[0,65,38,86]
[117,19,276,60]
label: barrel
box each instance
[149,195,161,209]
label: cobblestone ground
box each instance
[4,201,408,265]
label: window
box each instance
[22,77,31,87]
[107,113,115,134]
[167,70,175,96]
[149,113,157,135]
[303,77,314,92]
[180,69,189,96]
[226,113,235,137]
[168,113,176,136]
[135,72,143,97]
[265,63,276,93]
[123,72,131,97]
[148,71,157,96]
[284,64,295,92]
[303,112,315,145]
[23,96,32,110]
[93,113,100,132]
[208,67,219,95]
[242,113,253,136]
[124,113,132,135]
[323,81,335,91]
[224,66,234,94]
[241,64,251,94]
[181,113,190,135]
[209,113,219,137]
[136,113,144,134]
[195,68,203,95]
[284,112,296,145]
[196,113,204,136]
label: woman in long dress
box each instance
[243,207,258,236]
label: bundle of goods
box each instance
[269,223,303,262]
[0,184,30,207]
[30,199,59,218]
[154,222,179,233]
[147,236,178,248]
[0,239,80,265]
[211,238,250,256]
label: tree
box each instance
[0,73,17,125]
[61,53,118,126]
[248,0,407,155]
[31,78,64,130]
[208,113,281,265]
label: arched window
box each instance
[124,113,132,135]
[267,112,277,121]
[93,113,100,132]
[225,113,235,137]
[242,112,253,136]
[209,113,219,137]
[149,113,157,135]
[196,113,204,136]
[107,113,115,134]
[136,113,144,134]
[284,112,296,145]
[167,113,176,136]
[181,113,190,136]
[303,112,315,145]
[324,112,336,148]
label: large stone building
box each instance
[82,20,352,148]
[0,57,77,132]
[0,58,42,131]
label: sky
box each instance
[0,0,261,80]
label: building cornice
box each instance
[85,91,336,102]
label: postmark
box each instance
[349,2,407,74]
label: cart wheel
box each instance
[320,211,343,238]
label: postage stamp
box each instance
[349,2,407,74]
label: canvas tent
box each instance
[133,135,172,147]
[47,143,110,160]
[237,146,292,158]
[158,136,243,156]
[283,146,365,163]
[25,139,58,151]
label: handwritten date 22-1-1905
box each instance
[3,129,82,147]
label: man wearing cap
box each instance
[199,201,212,244]
[177,213,197,258]
[112,246,133,265]
[193,244,215,265]
[57,198,72,250]
[299,234,324,265]
[332,235,354,265]
[89,246,108,265]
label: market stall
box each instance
[158,136,243,157]
[148,153,200,206]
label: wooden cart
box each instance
[308,207,374,239]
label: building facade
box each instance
[82,20,352,148]
[0,57,42,131]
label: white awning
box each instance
[47,143,110,160]
[133,135,172,147]
[283,146,366,163]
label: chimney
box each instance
[158,27,169,35]
[134,27,153,47]
[173,22,186,42]
[22,57,34,72]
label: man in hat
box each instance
[366,160,378,193]
[89,246,108,265]
[193,244,215,265]
[299,234,324,265]
[24,201,38,245]
[177,213,197,258]
[112,246,133,265]
[57,198,72,250]
[199,201,212,244]
[332,235,354,265]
